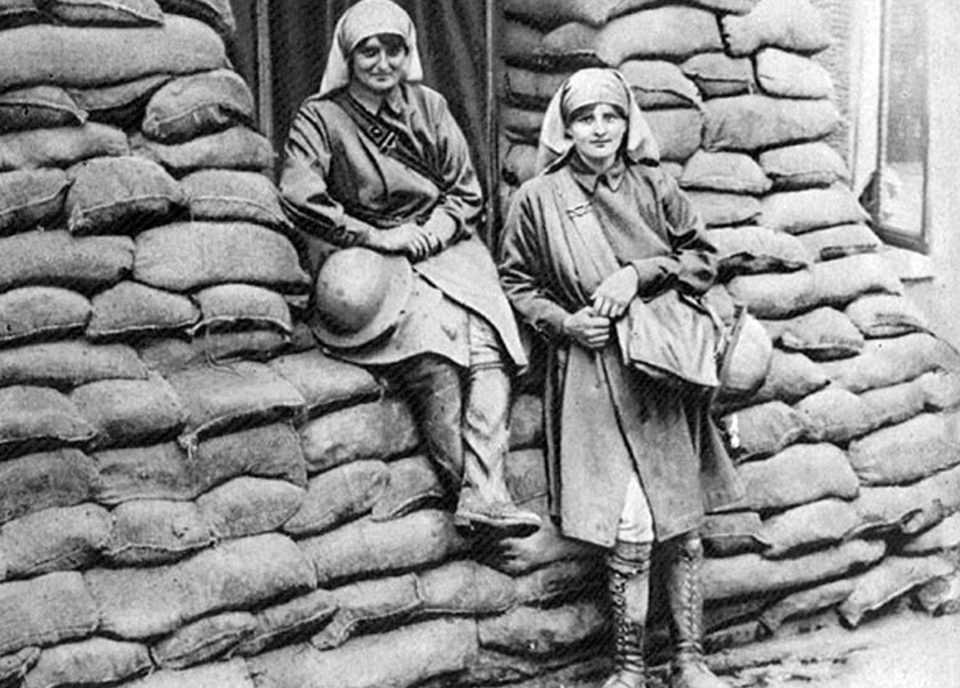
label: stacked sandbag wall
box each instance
[498,0,960,667]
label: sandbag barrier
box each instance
[0,2,957,688]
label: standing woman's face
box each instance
[350,34,409,95]
[565,103,627,172]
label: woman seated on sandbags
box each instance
[498,68,744,688]
[278,0,540,537]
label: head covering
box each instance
[317,0,425,98]
[535,68,660,174]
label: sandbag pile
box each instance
[498,0,960,666]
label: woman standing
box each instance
[499,68,743,688]
[279,0,540,536]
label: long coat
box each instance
[499,155,744,547]
[279,82,525,368]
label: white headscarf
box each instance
[535,68,660,174]
[317,0,425,98]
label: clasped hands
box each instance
[562,265,638,350]
[364,222,440,262]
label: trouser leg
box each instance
[603,540,651,688]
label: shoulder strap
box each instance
[329,89,445,190]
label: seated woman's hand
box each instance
[562,306,611,350]
[365,224,435,261]
[591,266,638,320]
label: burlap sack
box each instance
[513,558,604,605]
[0,15,227,91]
[0,449,98,526]
[312,574,421,650]
[67,75,171,129]
[87,533,316,639]
[797,223,882,261]
[299,398,419,474]
[917,370,960,412]
[702,511,767,557]
[686,191,761,227]
[0,340,147,388]
[478,601,607,656]
[759,498,860,558]
[755,48,835,99]
[501,141,537,186]
[267,349,381,419]
[0,386,97,459]
[0,230,133,293]
[41,0,164,25]
[724,401,806,462]
[736,443,859,511]
[134,221,309,293]
[150,611,257,669]
[681,52,756,98]
[155,0,235,36]
[282,460,388,537]
[87,281,198,339]
[703,96,841,152]
[503,0,756,28]
[702,540,885,601]
[508,395,544,453]
[759,141,850,191]
[848,413,960,487]
[502,67,570,109]
[859,376,929,430]
[822,333,957,394]
[0,123,128,172]
[619,59,702,109]
[131,127,275,176]
[720,0,831,57]
[143,69,256,143]
[23,637,151,688]
[249,619,477,688]
[854,464,960,536]
[645,108,703,161]
[302,510,467,585]
[493,498,599,575]
[760,187,869,235]
[0,287,91,345]
[758,578,855,634]
[901,512,960,555]
[70,374,185,447]
[0,169,71,235]
[845,294,930,339]
[0,503,111,579]
[707,226,812,277]
[0,572,99,655]
[0,0,43,29]
[123,659,254,688]
[371,455,445,521]
[181,169,289,229]
[501,105,544,145]
[726,269,817,319]
[192,283,292,334]
[681,151,772,195]
[795,387,879,444]
[196,476,304,539]
[234,588,338,657]
[417,560,518,616]
[105,499,215,566]
[767,307,864,360]
[66,156,185,235]
[751,350,829,405]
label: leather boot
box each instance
[602,540,652,688]
[665,533,730,688]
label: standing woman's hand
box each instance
[562,306,612,350]
[591,266,639,319]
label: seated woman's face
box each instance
[565,103,627,168]
[350,34,409,95]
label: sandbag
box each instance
[494,497,599,575]
[299,398,419,474]
[0,340,147,388]
[718,311,774,400]
[513,558,603,605]
[917,370,960,412]
[167,361,305,446]
[503,449,548,508]
[644,108,703,162]
[197,477,304,539]
[313,574,421,650]
[618,59,702,109]
[501,105,544,144]
[0,123,129,172]
[707,226,812,277]
[703,539,885,601]
[702,96,841,152]
[283,461,388,538]
[767,307,864,360]
[859,376,929,430]
[755,48,834,99]
[152,328,292,366]
[914,571,960,616]
[151,611,256,670]
[0,503,110,580]
[67,75,172,128]
[0,230,133,293]
[134,221,309,293]
[66,156,184,235]
[736,443,859,512]
[0,15,228,91]
[848,413,960,486]
[723,401,806,462]
[478,601,606,656]
[0,85,85,133]
[901,513,960,555]
[681,52,755,98]
[70,375,185,447]
[105,499,215,566]
[845,294,929,338]
[795,387,879,444]
[0,287,91,345]
[509,394,545,452]
[751,349,829,405]
[23,637,151,688]
[131,127,275,176]
[821,333,957,393]
[192,283,292,334]
[249,619,477,688]
[267,349,381,419]
[759,141,849,191]
[501,141,538,186]
[680,151,771,195]
[301,510,466,585]
[726,269,817,319]
[838,555,956,627]
[759,498,860,558]
[686,191,761,227]
[235,588,338,657]
[86,533,316,639]
[143,69,255,143]
[417,560,517,616]
[40,0,163,25]
[155,0,235,36]
[181,169,288,229]
[87,281,198,338]
[0,449,98,526]
[0,386,96,459]
[702,511,766,557]
[0,572,99,655]
[760,187,869,235]
[124,659,254,688]
[0,1,43,30]
[0,169,71,235]
[758,578,855,634]
[720,0,831,56]
[502,68,569,110]
[854,464,960,536]
[371,455,445,521]
[502,0,756,27]
[797,223,882,261]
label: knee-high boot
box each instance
[603,540,652,688]
[665,532,730,688]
